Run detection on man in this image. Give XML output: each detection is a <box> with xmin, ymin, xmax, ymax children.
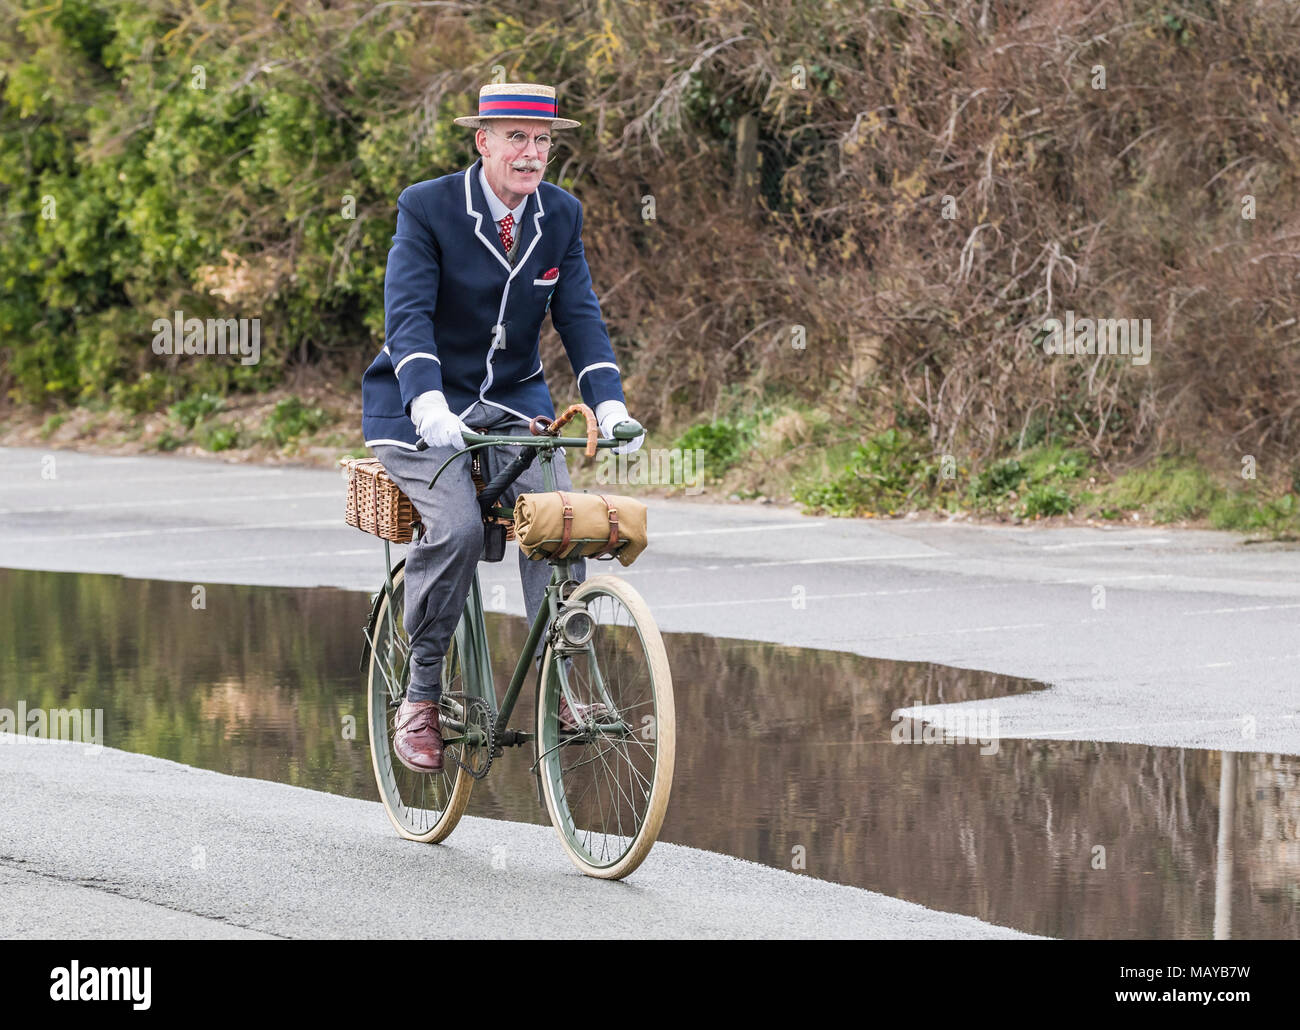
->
<box><xmin>362</xmin><ymin>82</ymin><xmax>644</xmax><ymax>774</ymax></box>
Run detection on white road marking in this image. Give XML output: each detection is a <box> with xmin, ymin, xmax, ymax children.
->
<box><xmin>3</xmin><ymin>519</ymin><xmax>341</xmax><ymax>543</ymax></box>
<box><xmin>164</xmin><ymin>548</ymin><xmax>377</xmax><ymax>567</ymax></box>
<box><xmin>746</xmin><ymin>552</ymin><xmax>943</xmax><ymax>567</ymax></box>
<box><xmin>858</xmin><ymin>621</ymin><xmax>1049</xmax><ymax>641</ymax></box>
<box><xmin>1200</xmin><ymin>652</ymin><xmax>1300</xmax><ymax>669</ymax></box>
<box><xmin>1039</xmin><ymin>537</ymin><xmax>1171</xmax><ymax>550</ymax></box>
<box><xmin>653</xmin><ymin>521</ymin><xmax>825</xmax><ymax>537</ymax></box>
<box><xmin>0</xmin><ymin>490</ymin><xmax>339</xmax><ymax>515</ymax></box>
<box><xmin>0</xmin><ymin>468</ymin><xmax>296</xmax><ymax>490</ymax></box>
<box><xmin>1183</xmin><ymin>602</ymin><xmax>1300</xmax><ymax>615</ymax></box>
<box><xmin>615</xmin><ymin>552</ymin><xmax>947</xmax><ymax>574</ymax></box>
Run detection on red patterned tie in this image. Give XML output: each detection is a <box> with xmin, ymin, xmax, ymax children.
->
<box><xmin>498</xmin><ymin>213</ymin><xmax>515</xmax><ymax>254</ymax></box>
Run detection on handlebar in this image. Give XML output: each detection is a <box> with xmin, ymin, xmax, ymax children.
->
<box><xmin>416</xmin><ymin>406</ymin><xmax>643</xmax><ymax>491</ymax></box>
<box><xmin>415</xmin><ymin>422</ymin><xmax>641</xmax><ymax>452</ymax></box>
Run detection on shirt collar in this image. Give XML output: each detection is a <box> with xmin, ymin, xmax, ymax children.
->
<box><xmin>478</xmin><ymin>163</ymin><xmax>528</xmax><ymax>224</ymax></box>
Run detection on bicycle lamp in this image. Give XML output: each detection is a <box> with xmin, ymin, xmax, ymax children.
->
<box><xmin>555</xmin><ymin>604</ymin><xmax>595</xmax><ymax>648</ymax></box>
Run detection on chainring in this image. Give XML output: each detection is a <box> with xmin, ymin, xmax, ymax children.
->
<box><xmin>443</xmin><ymin>693</ymin><xmax>494</xmax><ymax>781</ymax></box>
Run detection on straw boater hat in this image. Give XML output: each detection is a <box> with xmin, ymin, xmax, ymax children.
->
<box><xmin>453</xmin><ymin>82</ymin><xmax>581</xmax><ymax>130</ymax></box>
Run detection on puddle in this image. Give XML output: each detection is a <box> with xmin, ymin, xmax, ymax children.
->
<box><xmin>1</xmin><ymin>568</ymin><xmax>1296</xmax><ymax>939</ymax></box>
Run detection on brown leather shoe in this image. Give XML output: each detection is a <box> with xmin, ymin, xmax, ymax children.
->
<box><xmin>393</xmin><ymin>697</ymin><xmax>443</xmax><ymax>772</ymax></box>
<box><xmin>557</xmin><ymin>693</ymin><xmax>610</xmax><ymax>732</ymax></box>
<box><xmin>538</xmin><ymin>654</ymin><xmax>611</xmax><ymax>731</ymax></box>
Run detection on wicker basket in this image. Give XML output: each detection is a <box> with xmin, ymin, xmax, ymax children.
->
<box><xmin>338</xmin><ymin>457</ymin><xmax>420</xmax><ymax>543</ymax></box>
<box><xmin>339</xmin><ymin>453</ymin><xmax>517</xmax><ymax>544</ymax></box>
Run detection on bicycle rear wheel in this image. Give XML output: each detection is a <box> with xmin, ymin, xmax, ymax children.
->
<box><xmin>536</xmin><ymin>574</ymin><xmax>675</xmax><ymax>879</ymax></box>
<box><xmin>367</xmin><ymin>564</ymin><xmax>474</xmax><ymax>843</ymax></box>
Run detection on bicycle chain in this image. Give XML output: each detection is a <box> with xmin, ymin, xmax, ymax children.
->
<box><xmin>443</xmin><ymin>694</ymin><xmax>495</xmax><ymax>781</ymax></box>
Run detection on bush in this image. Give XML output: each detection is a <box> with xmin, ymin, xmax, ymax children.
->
<box><xmin>972</xmin><ymin>459</ymin><xmax>1025</xmax><ymax>503</ymax></box>
<box><xmin>794</xmin><ymin>428</ymin><xmax>939</xmax><ymax>515</ymax></box>
<box><xmin>168</xmin><ymin>393</ymin><xmax>225</xmax><ymax>430</ymax></box>
<box><xmin>1019</xmin><ymin>484</ymin><xmax>1074</xmax><ymax>518</ymax></box>
<box><xmin>673</xmin><ymin>416</ymin><xmax>759</xmax><ymax>480</ymax></box>
<box><xmin>265</xmin><ymin>396</ymin><xmax>328</xmax><ymax>446</ymax></box>
<box><xmin>196</xmin><ymin>423</ymin><xmax>240</xmax><ymax>452</ymax></box>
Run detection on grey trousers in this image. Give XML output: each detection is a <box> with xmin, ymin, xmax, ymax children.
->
<box><xmin>371</xmin><ymin>401</ymin><xmax>585</xmax><ymax>702</ymax></box>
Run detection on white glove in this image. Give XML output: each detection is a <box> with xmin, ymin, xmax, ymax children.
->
<box><xmin>409</xmin><ymin>390</ymin><xmax>471</xmax><ymax>449</ymax></box>
<box><xmin>595</xmin><ymin>399</ymin><xmax>645</xmax><ymax>455</ymax></box>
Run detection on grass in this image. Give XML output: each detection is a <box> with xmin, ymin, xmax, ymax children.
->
<box><xmin>148</xmin><ymin>390</ymin><xmax>329</xmax><ymax>455</ymax></box>
<box><xmin>1100</xmin><ymin>459</ymin><xmax>1221</xmax><ymax>522</ymax></box>
<box><xmin>697</xmin><ymin>397</ymin><xmax>1300</xmax><ymax>537</ymax></box>
<box><xmin>1084</xmin><ymin>459</ymin><xmax>1299</xmax><ymax>535</ymax></box>
<box><xmin>39</xmin><ymin>413</ymin><xmax>66</xmax><ymax>439</ymax></box>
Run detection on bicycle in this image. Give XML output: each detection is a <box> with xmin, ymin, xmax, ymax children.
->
<box><xmin>361</xmin><ymin>404</ymin><xmax>675</xmax><ymax>879</ymax></box>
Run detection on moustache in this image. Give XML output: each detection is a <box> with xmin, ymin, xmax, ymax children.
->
<box><xmin>509</xmin><ymin>158</ymin><xmax>546</xmax><ymax>172</ymax></box>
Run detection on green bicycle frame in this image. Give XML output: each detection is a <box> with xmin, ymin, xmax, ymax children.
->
<box><xmin>375</xmin><ymin>424</ymin><xmax>638</xmax><ymax>748</ymax></box>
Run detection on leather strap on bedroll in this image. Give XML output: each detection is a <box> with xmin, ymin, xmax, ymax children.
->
<box><xmin>512</xmin><ymin>491</ymin><xmax>648</xmax><ymax>567</ymax></box>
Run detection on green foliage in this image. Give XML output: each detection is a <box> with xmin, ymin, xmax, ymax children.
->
<box><xmin>39</xmin><ymin>413</ymin><xmax>66</xmax><ymax>439</ymax></box>
<box><xmin>264</xmin><ymin>396</ymin><xmax>328</xmax><ymax>446</ymax></box>
<box><xmin>972</xmin><ymin>459</ymin><xmax>1025</xmax><ymax>502</ymax></box>
<box><xmin>795</xmin><ymin>436</ymin><xmax>1092</xmax><ymax>518</ymax></box>
<box><xmin>168</xmin><ymin>392</ymin><xmax>224</xmax><ymax>430</ymax></box>
<box><xmin>110</xmin><ymin>372</ymin><xmax>169</xmax><ymax>415</ymax></box>
<box><xmin>794</xmin><ymin>428</ymin><xmax>944</xmax><ymax>515</ymax></box>
<box><xmin>1103</xmin><ymin>460</ymin><xmax>1221</xmax><ymax>522</ymax></box>
<box><xmin>673</xmin><ymin>415</ymin><xmax>760</xmax><ymax>479</ymax></box>
<box><xmin>1019</xmin><ymin>484</ymin><xmax>1074</xmax><ymax>518</ymax></box>
<box><xmin>0</xmin><ymin>0</ymin><xmax>470</xmax><ymax>409</ymax></box>
<box><xmin>1209</xmin><ymin>492</ymin><xmax>1299</xmax><ymax>536</ymax></box>
<box><xmin>1093</xmin><ymin>458</ymin><xmax>1300</xmax><ymax>536</ymax></box>
<box><xmin>196</xmin><ymin>423</ymin><xmax>240</xmax><ymax>452</ymax></box>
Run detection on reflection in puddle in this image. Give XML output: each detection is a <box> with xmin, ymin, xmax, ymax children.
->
<box><xmin>1</xmin><ymin>568</ymin><xmax>1296</xmax><ymax>939</ymax></box>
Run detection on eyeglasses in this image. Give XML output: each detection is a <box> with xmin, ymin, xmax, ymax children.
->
<box><xmin>484</xmin><ymin>126</ymin><xmax>553</xmax><ymax>153</ymax></box>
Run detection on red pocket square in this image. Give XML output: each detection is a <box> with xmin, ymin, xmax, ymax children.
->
<box><xmin>541</xmin><ymin>267</ymin><xmax>559</xmax><ymax>281</ymax></box>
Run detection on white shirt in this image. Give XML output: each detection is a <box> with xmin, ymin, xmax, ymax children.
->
<box><xmin>478</xmin><ymin>164</ymin><xmax>528</xmax><ymax>229</ymax></box>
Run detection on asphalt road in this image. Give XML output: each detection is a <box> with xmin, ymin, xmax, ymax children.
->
<box><xmin>2</xmin><ymin>444</ymin><xmax>1298</xmax><ymax>938</ymax></box>
<box><xmin>0</xmin><ymin>736</ymin><xmax>1032</xmax><ymax>939</ymax></box>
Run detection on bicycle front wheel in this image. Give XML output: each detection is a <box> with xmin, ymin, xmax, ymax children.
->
<box><xmin>367</xmin><ymin>564</ymin><xmax>474</xmax><ymax>843</ymax></box>
<box><xmin>536</xmin><ymin>574</ymin><xmax>675</xmax><ymax>879</ymax></box>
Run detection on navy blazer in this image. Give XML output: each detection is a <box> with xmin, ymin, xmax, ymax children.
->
<box><xmin>362</xmin><ymin>158</ymin><xmax>626</xmax><ymax>449</ymax></box>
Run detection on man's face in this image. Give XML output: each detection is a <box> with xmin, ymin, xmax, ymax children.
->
<box><xmin>477</xmin><ymin>118</ymin><xmax>550</xmax><ymax>208</ymax></box>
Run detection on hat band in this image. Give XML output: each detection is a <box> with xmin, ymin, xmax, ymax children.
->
<box><xmin>479</xmin><ymin>95</ymin><xmax>557</xmax><ymax>118</ymax></box>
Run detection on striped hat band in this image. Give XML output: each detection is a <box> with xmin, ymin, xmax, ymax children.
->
<box><xmin>454</xmin><ymin>82</ymin><xmax>581</xmax><ymax>129</ymax></box>
<box><xmin>479</xmin><ymin>93</ymin><xmax>557</xmax><ymax>118</ymax></box>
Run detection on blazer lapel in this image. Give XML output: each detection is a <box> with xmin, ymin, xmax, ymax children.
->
<box><xmin>508</xmin><ymin>188</ymin><xmax>544</xmax><ymax>281</ymax></box>
<box><xmin>463</xmin><ymin>159</ymin><xmax>512</xmax><ymax>273</ymax></box>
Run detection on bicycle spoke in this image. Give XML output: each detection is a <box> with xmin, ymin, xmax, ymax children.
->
<box><xmin>369</xmin><ymin>569</ymin><xmax>472</xmax><ymax>842</ymax></box>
